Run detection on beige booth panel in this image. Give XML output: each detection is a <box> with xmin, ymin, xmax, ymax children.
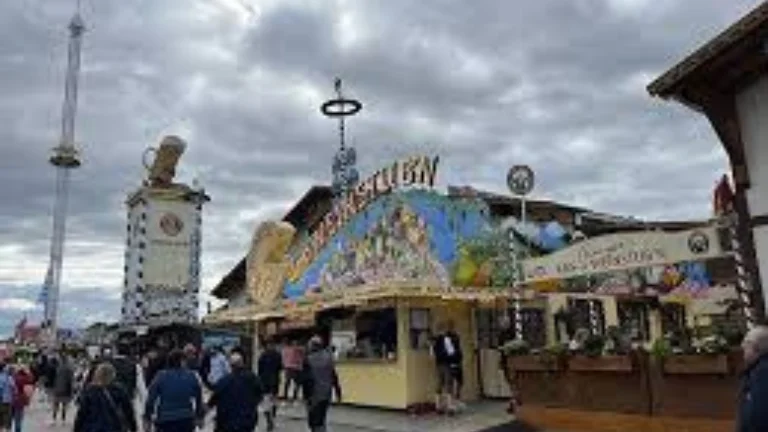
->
<box><xmin>336</xmin><ymin>360</ymin><xmax>408</xmax><ymax>409</ymax></box>
<box><xmin>478</xmin><ymin>348</ymin><xmax>511</xmax><ymax>398</ymax></box>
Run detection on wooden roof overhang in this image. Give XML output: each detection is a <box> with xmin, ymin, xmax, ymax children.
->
<box><xmin>648</xmin><ymin>1</ymin><xmax>768</xmax><ymax>187</ymax></box>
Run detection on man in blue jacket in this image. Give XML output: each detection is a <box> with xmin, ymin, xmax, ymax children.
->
<box><xmin>143</xmin><ymin>350</ymin><xmax>204</xmax><ymax>432</ymax></box>
<box><xmin>738</xmin><ymin>325</ymin><xmax>768</xmax><ymax>432</ymax></box>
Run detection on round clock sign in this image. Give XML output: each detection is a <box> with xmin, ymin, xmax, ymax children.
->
<box><xmin>159</xmin><ymin>213</ymin><xmax>184</xmax><ymax>237</ymax></box>
<box><xmin>507</xmin><ymin>165</ymin><xmax>535</xmax><ymax>196</ymax></box>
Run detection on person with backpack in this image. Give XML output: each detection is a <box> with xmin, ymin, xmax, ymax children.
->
<box><xmin>75</xmin><ymin>362</ymin><xmax>137</xmax><ymax>432</ymax></box>
<box><xmin>0</xmin><ymin>362</ymin><xmax>17</xmax><ymax>432</ymax></box>
<box><xmin>84</xmin><ymin>344</ymin><xmax>146</xmax><ymax>405</ymax></box>
<box><xmin>301</xmin><ymin>336</ymin><xmax>342</xmax><ymax>432</ymax></box>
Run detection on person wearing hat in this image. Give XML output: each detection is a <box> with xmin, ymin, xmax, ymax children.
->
<box><xmin>300</xmin><ymin>335</ymin><xmax>342</xmax><ymax>432</ymax></box>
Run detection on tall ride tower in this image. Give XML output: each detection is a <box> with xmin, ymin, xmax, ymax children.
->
<box><xmin>41</xmin><ymin>8</ymin><xmax>85</xmax><ymax>345</ymax></box>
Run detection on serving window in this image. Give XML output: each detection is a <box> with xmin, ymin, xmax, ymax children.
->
<box><xmin>330</xmin><ymin>306</ymin><xmax>398</xmax><ymax>361</ymax></box>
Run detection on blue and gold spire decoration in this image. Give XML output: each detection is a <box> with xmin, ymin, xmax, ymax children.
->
<box><xmin>321</xmin><ymin>78</ymin><xmax>363</xmax><ymax>200</ymax></box>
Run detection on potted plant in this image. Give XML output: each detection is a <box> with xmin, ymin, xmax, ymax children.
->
<box><xmin>568</xmin><ymin>333</ymin><xmax>634</xmax><ymax>372</ymax></box>
<box><xmin>504</xmin><ymin>340</ymin><xmax>562</xmax><ymax>372</ymax></box>
<box><xmin>661</xmin><ymin>334</ymin><xmax>730</xmax><ymax>375</ymax></box>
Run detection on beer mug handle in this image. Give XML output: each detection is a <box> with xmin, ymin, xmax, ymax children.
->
<box><xmin>142</xmin><ymin>147</ymin><xmax>157</xmax><ymax>172</ymax></box>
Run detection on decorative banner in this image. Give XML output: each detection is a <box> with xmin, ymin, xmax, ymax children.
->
<box><xmin>287</xmin><ymin>154</ymin><xmax>439</xmax><ymax>282</ymax></box>
<box><xmin>522</xmin><ymin>227</ymin><xmax>724</xmax><ymax>282</ymax></box>
<box><xmin>144</xmin><ymin>199</ymin><xmax>194</xmax><ymax>290</ymax></box>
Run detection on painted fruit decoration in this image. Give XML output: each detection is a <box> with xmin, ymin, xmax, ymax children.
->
<box><xmin>454</xmin><ymin>246</ymin><xmax>479</xmax><ymax>286</ymax></box>
<box><xmin>473</xmin><ymin>261</ymin><xmax>493</xmax><ymax>286</ymax></box>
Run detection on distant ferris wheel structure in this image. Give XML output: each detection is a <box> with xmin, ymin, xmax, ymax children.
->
<box><xmin>321</xmin><ymin>78</ymin><xmax>363</xmax><ymax>200</ymax></box>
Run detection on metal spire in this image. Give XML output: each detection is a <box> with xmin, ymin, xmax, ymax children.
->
<box><xmin>42</xmin><ymin>2</ymin><xmax>85</xmax><ymax>347</ymax></box>
<box><xmin>320</xmin><ymin>78</ymin><xmax>362</xmax><ymax>200</ymax></box>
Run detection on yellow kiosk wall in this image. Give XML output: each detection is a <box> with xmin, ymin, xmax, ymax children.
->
<box><xmin>333</xmin><ymin>297</ymin><xmax>481</xmax><ymax>409</ymax></box>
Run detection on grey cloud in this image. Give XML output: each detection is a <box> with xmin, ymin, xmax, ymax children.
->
<box><xmin>0</xmin><ymin>0</ymin><xmax>756</xmax><ymax>325</ymax></box>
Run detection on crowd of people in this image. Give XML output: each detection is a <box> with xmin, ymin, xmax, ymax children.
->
<box><xmin>0</xmin><ymin>332</ymin><xmax>342</xmax><ymax>432</ymax></box>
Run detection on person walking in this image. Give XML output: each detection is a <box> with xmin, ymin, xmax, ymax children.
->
<box><xmin>85</xmin><ymin>343</ymin><xmax>147</xmax><ymax>407</ymax></box>
<box><xmin>183</xmin><ymin>344</ymin><xmax>201</xmax><ymax>373</ymax></box>
<box><xmin>207</xmin><ymin>346</ymin><xmax>231</xmax><ymax>388</ymax></box>
<box><xmin>207</xmin><ymin>352</ymin><xmax>264</xmax><ymax>432</ymax></box>
<box><xmin>301</xmin><ymin>336</ymin><xmax>342</xmax><ymax>432</ymax></box>
<box><xmin>0</xmin><ymin>362</ymin><xmax>16</xmax><ymax>432</ymax></box>
<box><xmin>42</xmin><ymin>355</ymin><xmax>58</xmax><ymax>408</ymax></box>
<box><xmin>432</xmin><ymin>321</ymin><xmax>464</xmax><ymax>414</ymax></box>
<box><xmin>51</xmin><ymin>354</ymin><xmax>75</xmax><ymax>426</ymax></box>
<box><xmin>497</xmin><ymin>315</ymin><xmax>520</xmax><ymax>414</ymax></box>
<box><xmin>143</xmin><ymin>349</ymin><xmax>204</xmax><ymax>432</ymax></box>
<box><xmin>74</xmin><ymin>362</ymin><xmax>137</xmax><ymax>432</ymax></box>
<box><xmin>11</xmin><ymin>364</ymin><xmax>33</xmax><ymax>432</ymax></box>
<box><xmin>258</xmin><ymin>338</ymin><xmax>283</xmax><ymax>431</ymax></box>
<box><xmin>282</xmin><ymin>339</ymin><xmax>304</xmax><ymax>404</ymax></box>
<box><xmin>737</xmin><ymin>325</ymin><xmax>768</xmax><ymax>431</ymax></box>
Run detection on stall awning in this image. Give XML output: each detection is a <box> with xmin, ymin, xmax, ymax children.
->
<box><xmin>203</xmin><ymin>307</ymin><xmax>284</xmax><ymax>324</ymax></box>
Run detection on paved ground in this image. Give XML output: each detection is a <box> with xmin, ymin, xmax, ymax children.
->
<box><xmin>21</xmin><ymin>395</ymin><xmax>526</xmax><ymax>432</ymax></box>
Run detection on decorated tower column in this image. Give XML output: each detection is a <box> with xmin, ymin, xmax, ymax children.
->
<box><xmin>322</xmin><ymin>78</ymin><xmax>363</xmax><ymax>200</ymax></box>
<box><xmin>121</xmin><ymin>136</ymin><xmax>210</xmax><ymax>329</ymax></box>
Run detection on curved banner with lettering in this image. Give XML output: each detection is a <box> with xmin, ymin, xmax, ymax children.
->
<box><xmin>522</xmin><ymin>227</ymin><xmax>724</xmax><ymax>282</ymax></box>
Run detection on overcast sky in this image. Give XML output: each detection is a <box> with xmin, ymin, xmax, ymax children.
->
<box><xmin>0</xmin><ymin>0</ymin><xmax>759</xmax><ymax>338</ymax></box>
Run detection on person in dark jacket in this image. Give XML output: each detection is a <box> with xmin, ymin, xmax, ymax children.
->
<box><xmin>301</xmin><ymin>335</ymin><xmax>342</xmax><ymax>432</ymax></box>
<box><xmin>143</xmin><ymin>350</ymin><xmax>204</xmax><ymax>432</ymax></box>
<box><xmin>51</xmin><ymin>355</ymin><xmax>75</xmax><ymax>425</ymax></box>
<box><xmin>497</xmin><ymin>315</ymin><xmax>520</xmax><ymax>414</ymax></box>
<box><xmin>85</xmin><ymin>344</ymin><xmax>146</xmax><ymax>405</ymax></box>
<box><xmin>74</xmin><ymin>362</ymin><xmax>137</xmax><ymax>432</ymax></box>
<box><xmin>257</xmin><ymin>338</ymin><xmax>283</xmax><ymax>432</ymax></box>
<box><xmin>737</xmin><ymin>325</ymin><xmax>768</xmax><ymax>432</ymax></box>
<box><xmin>207</xmin><ymin>352</ymin><xmax>264</xmax><ymax>432</ymax></box>
<box><xmin>432</xmin><ymin>321</ymin><xmax>463</xmax><ymax>414</ymax></box>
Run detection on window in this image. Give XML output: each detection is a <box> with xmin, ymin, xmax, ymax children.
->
<box><xmin>331</xmin><ymin>307</ymin><xmax>398</xmax><ymax>360</ymax></box>
<box><xmin>475</xmin><ymin>308</ymin><xmax>499</xmax><ymax>349</ymax></box>
<box><xmin>514</xmin><ymin>308</ymin><xmax>547</xmax><ymax>348</ymax></box>
<box><xmin>409</xmin><ymin>308</ymin><xmax>431</xmax><ymax>349</ymax></box>
<box><xmin>617</xmin><ymin>300</ymin><xmax>651</xmax><ymax>342</ymax></box>
<box><xmin>475</xmin><ymin>307</ymin><xmax>546</xmax><ymax>349</ymax></box>
<box><xmin>568</xmin><ymin>298</ymin><xmax>606</xmax><ymax>335</ymax></box>
<box><xmin>660</xmin><ymin>303</ymin><xmax>686</xmax><ymax>336</ymax></box>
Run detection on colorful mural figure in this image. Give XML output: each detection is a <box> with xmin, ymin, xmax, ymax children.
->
<box><xmin>590</xmin><ymin>261</ymin><xmax>714</xmax><ymax>297</ymax></box>
<box><xmin>283</xmin><ymin>189</ymin><xmax>523</xmax><ymax>298</ymax></box>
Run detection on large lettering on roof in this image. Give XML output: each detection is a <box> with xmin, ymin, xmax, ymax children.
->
<box><xmin>286</xmin><ymin>155</ymin><xmax>440</xmax><ymax>282</ymax></box>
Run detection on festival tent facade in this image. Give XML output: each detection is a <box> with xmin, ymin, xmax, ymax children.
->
<box><xmin>207</xmin><ymin>154</ymin><xmax>741</xmax><ymax>408</ymax></box>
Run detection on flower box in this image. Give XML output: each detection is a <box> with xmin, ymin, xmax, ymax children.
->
<box><xmin>662</xmin><ymin>354</ymin><xmax>729</xmax><ymax>375</ymax></box>
<box><xmin>567</xmin><ymin>355</ymin><xmax>633</xmax><ymax>372</ymax></box>
<box><xmin>507</xmin><ymin>354</ymin><xmax>561</xmax><ymax>372</ymax></box>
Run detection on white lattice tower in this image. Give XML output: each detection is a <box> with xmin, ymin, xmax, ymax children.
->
<box><xmin>41</xmin><ymin>7</ymin><xmax>85</xmax><ymax>347</ymax></box>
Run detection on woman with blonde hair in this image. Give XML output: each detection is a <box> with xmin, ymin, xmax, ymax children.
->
<box><xmin>74</xmin><ymin>362</ymin><xmax>136</xmax><ymax>432</ymax></box>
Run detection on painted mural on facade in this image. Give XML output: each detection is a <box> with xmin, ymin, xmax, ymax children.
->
<box><xmin>285</xmin><ymin>189</ymin><xmax>508</xmax><ymax>298</ymax></box>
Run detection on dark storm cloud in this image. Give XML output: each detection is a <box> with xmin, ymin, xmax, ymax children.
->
<box><xmin>0</xmin><ymin>0</ymin><xmax>758</xmax><ymax>328</ymax></box>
